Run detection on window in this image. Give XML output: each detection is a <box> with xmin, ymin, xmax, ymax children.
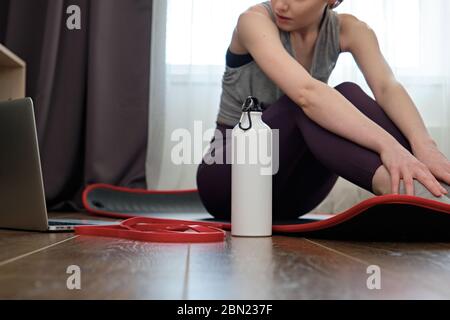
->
<box><xmin>166</xmin><ymin>0</ymin><xmax>261</xmax><ymax>66</ymax></box>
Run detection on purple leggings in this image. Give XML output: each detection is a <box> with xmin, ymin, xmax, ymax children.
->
<box><xmin>196</xmin><ymin>82</ymin><xmax>412</xmax><ymax>220</ymax></box>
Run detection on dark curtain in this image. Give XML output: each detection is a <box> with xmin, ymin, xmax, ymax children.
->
<box><xmin>0</xmin><ymin>0</ymin><xmax>152</xmax><ymax>211</ymax></box>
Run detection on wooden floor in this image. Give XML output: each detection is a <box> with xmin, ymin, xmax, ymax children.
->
<box><xmin>1</xmin><ymin>212</ymin><xmax>450</xmax><ymax>299</ymax></box>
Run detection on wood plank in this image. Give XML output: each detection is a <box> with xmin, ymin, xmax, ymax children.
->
<box><xmin>0</xmin><ymin>235</ymin><xmax>189</xmax><ymax>299</ymax></box>
<box><xmin>311</xmin><ymin>239</ymin><xmax>450</xmax><ymax>298</ymax></box>
<box><xmin>2</xmin><ymin>210</ymin><xmax>448</xmax><ymax>299</ymax></box>
<box><xmin>185</xmin><ymin>235</ymin><xmax>440</xmax><ymax>299</ymax></box>
<box><xmin>0</xmin><ymin>230</ymin><xmax>75</xmax><ymax>263</ymax></box>
<box><xmin>0</xmin><ymin>212</ymin><xmax>119</xmax><ymax>263</ymax></box>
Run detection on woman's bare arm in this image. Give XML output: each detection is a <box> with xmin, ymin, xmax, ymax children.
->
<box><xmin>339</xmin><ymin>14</ymin><xmax>436</xmax><ymax>150</ymax></box>
<box><xmin>237</xmin><ymin>8</ymin><xmax>399</xmax><ymax>155</ymax></box>
<box><xmin>339</xmin><ymin>13</ymin><xmax>450</xmax><ymax>189</ymax></box>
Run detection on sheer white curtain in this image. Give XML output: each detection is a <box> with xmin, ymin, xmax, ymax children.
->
<box><xmin>147</xmin><ymin>0</ymin><xmax>450</xmax><ymax>192</ymax></box>
<box><xmin>147</xmin><ymin>0</ymin><xmax>260</xmax><ymax>189</ymax></box>
<box><xmin>330</xmin><ymin>0</ymin><xmax>450</xmax><ymax>158</ymax></box>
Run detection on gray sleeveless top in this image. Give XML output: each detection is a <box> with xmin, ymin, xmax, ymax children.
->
<box><xmin>216</xmin><ymin>1</ymin><xmax>341</xmax><ymax>127</ymax></box>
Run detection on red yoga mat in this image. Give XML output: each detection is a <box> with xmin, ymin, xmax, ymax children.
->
<box><xmin>81</xmin><ymin>184</ymin><xmax>450</xmax><ymax>241</ymax></box>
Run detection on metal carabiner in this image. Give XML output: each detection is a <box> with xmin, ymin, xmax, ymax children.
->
<box><xmin>239</xmin><ymin>110</ymin><xmax>253</xmax><ymax>131</ymax></box>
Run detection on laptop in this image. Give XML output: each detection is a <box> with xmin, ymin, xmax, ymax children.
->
<box><xmin>0</xmin><ymin>98</ymin><xmax>113</xmax><ymax>232</ymax></box>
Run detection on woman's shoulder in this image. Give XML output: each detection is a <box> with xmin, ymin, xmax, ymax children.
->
<box><xmin>228</xmin><ymin>3</ymin><xmax>274</xmax><ymax>56</ymax></box>
<box><xmin>337</xmin><ymin>12</ymin><xmax>361</xmax><ymax>30</ymax></box>
<box><xmin>336</xmin><ymin>13</ymin><xmax>370</xmax><ymax>53</ymax></box>
<box><xmin>246</xmin><ymin>2</ymin><xmax>272</xmax><ymax>16</ymax></box>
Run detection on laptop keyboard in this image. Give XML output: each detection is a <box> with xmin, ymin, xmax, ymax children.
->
<box><xmin>48</xmin><ymin>220</ymin><xmax>81</xmax><ymax>226</ymax></box>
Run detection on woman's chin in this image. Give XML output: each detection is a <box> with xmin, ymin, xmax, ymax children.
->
<box><xmin>276</xmin><ymin>24</ymin><xmax>293</xmax><ymax>32</ymax></box>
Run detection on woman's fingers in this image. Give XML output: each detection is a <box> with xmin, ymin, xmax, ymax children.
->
<box><xmin>421</xmin><ymin>162</ymin><xmax>448</xmax><ymax>195</ymax></box>
<box><xmin>416</xmin><ymin>169</ymin><xmax>444</xmax><ymax>197</ymax></box>
<box><xmin>421</xmin><ymin>165</ymin><xmax>441</xmax><ymax>194</ymax></box>
<box><xmin>383</xmin><ymin>147</ymin><xmax>449</xmax><ymax>197</ymax></box>
<box><xmin>438</xmin><ymin>181</ymin><xmax>447</xmax><ymax>195</ymax></box>
<box><xmin>440</xmin><ymin>170</ymin><xmax>450</xmax><ymax>185</ymax></box>
<box><xmin>426</xmin><ymin>159</ymin><xmax>450</xmax><ymax>187</ymax></box>
<box><xmin>445</xmin><ymin>172</ymin><xmax>450</xmax><ymax>186</ymax></box>
<box><xmin>402</xmin><ymin>171</ymin><xmax>415</xmax><ymax>196</ymax></box>
<box><xmin>428</xmin><ymin>166</ymin><xmax>449</xmax><ymax>189</ymax></box>
<box><xmin>390</xmin><ymin>167</ymin><xmax>400</xmax><ymax>194</ymax></box>
<box><xmin>439</xmin><ymin>180</ymin><xmax>448</xmax><ymax>194</ymax></box>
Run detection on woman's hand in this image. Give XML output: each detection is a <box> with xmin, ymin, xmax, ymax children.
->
<box><xmin>412</xmin><ymin>141</ymin><xmax>450</xmax><ymax>186</ymax></box>
<box><xmin>380</xmin><ymin>143</ymin><xmax>447</xmax><ymax>196</ymax></box>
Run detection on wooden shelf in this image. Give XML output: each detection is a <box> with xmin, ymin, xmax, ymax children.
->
<box><xmin>0</xmin><ymin>43</ymin><xmax>26</xmax><ymax>102</ymax></box>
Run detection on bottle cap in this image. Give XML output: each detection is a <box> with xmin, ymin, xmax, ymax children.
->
<box><xmin>242</xmin><ymin>96</ymin><xmax>263</xmax><ymax>113</ymax></box>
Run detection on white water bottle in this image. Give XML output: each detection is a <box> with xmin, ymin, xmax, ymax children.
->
<box><xmin>231</xmin><ymin>96</ymin><xmax>273</xmax><ymax>237</ymax></box>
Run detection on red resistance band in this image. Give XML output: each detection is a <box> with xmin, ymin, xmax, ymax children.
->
<box><xmin>75</xmin><ymin>217</ymin><xmax>226</xmax><ymax>243</ymax></box>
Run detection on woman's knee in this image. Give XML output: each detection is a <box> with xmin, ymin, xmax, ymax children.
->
<box><xmin>263</xmin><ymin>95</ymin><xmax>302</xmax><ymax>119</ymax></box>
<box><xmin>334</xmin><ymin>82</ymin><xmax>381</xmax><ymax>116</ymax></box>
<box><xmin>334</xmin><ymin>81</ymin><xmax>363</xmax><ymax>95</ymax></box>
<box><xmin>261</xmin><ymin>94</ymin><xmax>308</xmax><ymax>139</ymax></box>
<box><xmin>334</xmin><ymin>82</ymin><xmax>371</xmax><ymax>106</ymax></box>
<box><xmin>335</xmin><ymin>81</ymin><xmax>412</xmax><ymax>151</ymax></box>
<box><xmin>274</xmin><ymin>83</ymin><xmax>363</xmax><ymax>110</ymax></box>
